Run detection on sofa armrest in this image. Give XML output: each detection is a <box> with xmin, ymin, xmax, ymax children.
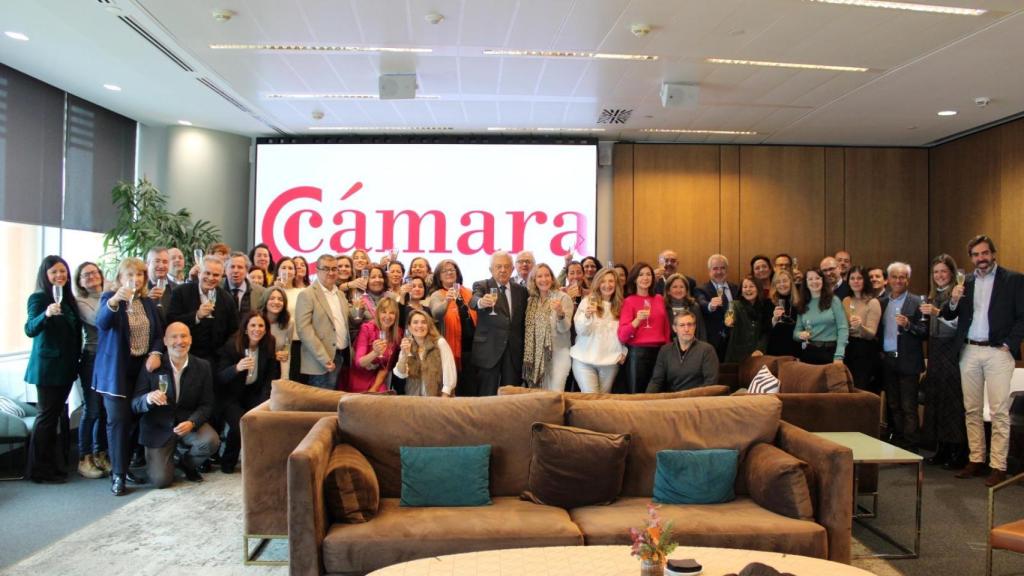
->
<box><xmin>776</xmin><ymin>421</ymin><xmax>853</xmax><ymax>564</ymax></box>
<box><xmin>240</xmin><ymin>402</ymin><xmax>336</xmax><ymax>536</ymax></box>
<box><xmin>288</xmin><ymin>416</ymin><xmax>341</xmax><ymax>576</ymax></box>
<box><xmin>778</xmin><ymin>389</ymin><xmax>880</xmax><ymax>436</ymax></box>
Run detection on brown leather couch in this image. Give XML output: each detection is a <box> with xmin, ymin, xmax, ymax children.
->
<box><xmin>287</xmin><ymin>393</ymin><xmax>853</xmax><ymax>575</ymax></box>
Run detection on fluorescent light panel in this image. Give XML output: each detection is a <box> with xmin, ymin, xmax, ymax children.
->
<box><xmin>210</xmin><ymin>43</ymin><xmax>431</xmax><ymax>53</ymax></box>
<box><xmin>483</xmin><ymin>49</ymin><xmax>657</xmax><ymax>61</ymax></box>
<box><xmin>264</xmin><ymin>93</ymin><xmax>440</xmax><ymax>101</ymax></box>
<box><xmin>805</xmin><ymin>0</ymin><xmax>986</xmax><ymax>16</ymax></box>
<box><xmin>177</xmin><ymin>120</ymin><xmax>193</xmax><ymax>126</ymax></box>
<box><xmin>937</xmin><ymin>110</ymin><xmax>958</xmax><ymax>116</ymax></box>
<box><xmin>706</xmin><ymin>58</ymin><xmax>869</xmax><ymax>72</ymax></box>
<box><xmin>4</xmin><ymin>31</ymin><xmax>29</xmax><ymax>41</ymax></box>
<box><xmin>103</xmin><ymin>84</ymin><xmax>122</xmax><ymax>92</ymax></box>
<box><xmin>307</xmin><ymin>126</ymin><xmax>454</xmax><ymax>131</ymax></box>
<box><xmin>641</xmin><ymin>128</ymin><xmax>758</xmax><ymax>136</ymax></box>
<box><xmin>487</xmin><ymin>127</ymin><xmax>606</xmax><ymax>132</ymax></box>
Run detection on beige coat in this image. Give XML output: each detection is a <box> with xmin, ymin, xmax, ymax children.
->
<box><xmin>294</xmin><ymin>283</ymin><xmax>352</xmax><ymax>375</ymax></box>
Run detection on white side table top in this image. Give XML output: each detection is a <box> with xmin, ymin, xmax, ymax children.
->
<box><xmin>813</xmin><ymin>432</ymin><xmax>923</xmax><ymax>464</ymax></box>
<box><xmin>368</xmin><ymin>545</ymin><xmax>876</xmax><ymax>576</ymax></box>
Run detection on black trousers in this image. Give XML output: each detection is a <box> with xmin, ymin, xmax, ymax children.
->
<box><xmin>625</xmin><ymin>345</ymin><xmax>660</xmax><ymax>394</ymax></box>
<box><xmin>103</xmin><ymin>355</ymin><xmax>145</xmax><ymax>476</ymax></box>
<box><xmin>475</xmin><ymin>350</ymin><xmax>520</xmax><ymax>397</ymax></box>
<box><xmin>882</xmin><ymin>354</ymin><xmax>920</xmax><ymax>445</ymax></box>
<box><xmin>27</xmin><ymin>381</ymin><xmax>73</xmax><ymax>480</ymax></box>
<box><xmin>221</xmin><ymin>384</ymin><xmax>268</xmax><ymax>468</ymax></box>
<box><xmin>799</xmin><ymin>343</ymin><xmax>836</xmax><ymax>365</ymax></box>
<box><xmin>845</xmin><ymin>338</ymin><xmax>879</xmax><ymax>392</ymax></box>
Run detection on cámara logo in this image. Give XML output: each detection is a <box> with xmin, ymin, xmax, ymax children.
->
<box><xmin>260</xmin><ymin>182</ymin><xmax>589</xmax><ymax>261</ymax></box>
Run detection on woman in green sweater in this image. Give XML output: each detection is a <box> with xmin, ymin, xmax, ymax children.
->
<box><xmin>793</xmin><ymin>268</ymin><xmax>849</xmax><ymax>365</ymax></box>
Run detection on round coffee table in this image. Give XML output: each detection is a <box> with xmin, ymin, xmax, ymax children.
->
<box><xmin>367</xmin><ymin>545</ymin><xmax>876</xmax><ymax>575</ymax></box>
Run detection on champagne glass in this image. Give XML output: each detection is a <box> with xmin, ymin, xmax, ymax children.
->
<box><xmin>453</xmin><ymin>282</ymin><xmax>462</xmax><ymax>301</ymax></box>
<box><xmin>244</xmin><ymin>348</ymin><xmax>253</xmax><ymax>376</ymax></box>
<box><xmin>51</xmin><ymin>284</ymin><xmax>63</xmax><ymax>314</ymax></box>
<box><xmin>801</xmin><ymin>320</ymin><xmax>812</xmax><ymax>350</ymax></box>
<box><xmin>155</xmin><ymin>278</ymin><xmax>167</xmax><ymax>308</ymax></box>
<box><xmin>489</xmin><ymin>287</ymin><xmax>499</xmax><ymax>316</ymax></box>
<box><xmin>193</xmin><ymin>248</ymin><xmax>204</xmax><ymax>267</ymax></box>
<box><xmin>126</xmin><ymin>277</ymin><xmax>137</xmax><ymax>307</ymax></box>
<box><xmin>642</xmin><ymin>299</ymin><xmax>652</xmax><ymax>329</ymax></box>
<box><xmin>207</xmin><ymin>288</ymin><xmax>217</xmax><ymax>318</ymax></box>
<box><xmin>920</xmin><ymin>296</ymin><xmax>931</xmax><ymax>325</ymax></box>
<box><xmin>724</xmin><ymin>300</ymin><xmax>736</xmax><ymax>326</ymax></box>
<box><xmin>956</xmin><ymin>269</ymin><xmax>966</xmax><ymax>286</ymax></box>
<box><xmin>360</xmin><ymin>268</ymin><xmax>370</xmax><ymax>295</ymax></box>
<box><xmin>157</xmin><ymin>373</ymin><xmax>170</xmax><ymax>395</ymax></box>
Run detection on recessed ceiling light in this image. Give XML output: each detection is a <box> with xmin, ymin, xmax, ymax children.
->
<box><xmin>307</xmin><ymin>126</ymin><xmax>454</xmax><ymax>131</ymax></box>
<box><xmin>103</xmin><ymin>84</ymin><xmax>122</xmax><ymax>92</ymax></box>
<box><xmin>937</xmin><ymin>110</ymin><xmax>958</xmax><ymax>116</ymax></box>
<box><xmin>706</xmin><ymin>58</ymin><xmax>869</xmax><ymax>72</ymax></box>
<box><xmin>641</xmin><ymin>128</ymin><xmax>759</xmax><ymax>136</ymax></box>
<box><xmin>210</xmin><ymin>43</ymin><xmax>431</xmax><ymax>54</ymax></box>
<box><xmin>177</xmin><ymin>120</ymin><xmax>193</xmax><ymax>126</ymax></box>
<box><xmin>263</xmin><ymin>93</ymin><xmax>440</xmax><ymax>101</ymax></box>
<box><xmin>805</xmin><ymin>0</ymin><xmax>986</xmax><ymax>16</ymax></box>
<box><xmin>486</xmin><ymin>127</ymin><xmax>606</xmax><ymax>133</ymax></box>
<box><xmin>4</xmin><ymin>31</ymin><xmax>29</xmax><ymax>41</ymax></box>
<box><xmin>483</xmin><ymin>49</ymin><xmax>657</xmax><ymax>61</ymax></box>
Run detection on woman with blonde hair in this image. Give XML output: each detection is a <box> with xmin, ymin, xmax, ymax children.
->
<box><xmin>351</xmin><ymin>297</ymin><xmax>403</xmax><ymax>393</ymax></box>
<box><xmin>393</xmin><ymin>309</ymin><xmax>457</xmax><ymax>397</ymax></box>
<box><xmin>94</xmin><ymin>257</ymin><xmax>163</xmax><ymax>495</ymax></box>
<box><xmin>522</xmin><ymin>263</ymin><xmax>573</xmax><ymax>391</ymax></box>
<box><xmin>767</xmin><ymin>269</ymin><xmax>802</xmax><ymax>357</ymax></box>
<box><xmin>571</xmin><ymin>267</ymin><xmax>626</xmax><ymax>393</ymax></box>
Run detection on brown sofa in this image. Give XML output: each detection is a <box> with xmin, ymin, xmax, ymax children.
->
<box><xmin>287</xmin><ymin>393</ymin><xmax>853</xmax><ymax>575</ymax></box>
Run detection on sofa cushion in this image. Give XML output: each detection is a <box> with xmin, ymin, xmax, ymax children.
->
<box><xmin>400</xmin><ymin>445</ymin><xmax>491</xmax><ymax>507</ymax></box>
<box><xmin>322</xmin><ymin>497</ymin><xmax>583</xmax><ymax>574</ymax></box>
<box><xmin>324</xmin><ymin>444</ymin><xmax>379</xmax><ymax>523</ymax></box>
<box><xmin>522</xmin><ymin>423</ymin><xmax>630</xmax><ymax>509</ymax></box>
<box><xmin>654</xmin><ymin>449</ymin><xmax>738</xmax><ymax>505</ymax></box>
<box><xmin>570</xmin><ymin>496</ymin><xmax>827</xmax><ymax>560</ymax></box>
<box><xmin>739</xmin><ymin>355</ymin><xmax>797</xmax><ymax>386</ymax></box>
<box><xmin>566</xmin><ymin>395</ymin><xmax>781</xmax><ymax>497</ymax></box>
<box><xmin>742</xmin><ymin>443</ymin><xmax>814</xmax><ymax>521</ymax></box>
<box><xmin>499</xmin><ymin>385</ymin><xmax>729</xmax><ymax>401</ymax></box>
<box><xmin>778</xmin><ymin>362</ymin><xmax>853</xmax><ymax>394</ymax></box>
<box><xmin>269</xmin><ymin>379</ymin><xmax>344</xmax><ymax>411</ymax></box>
<box><xmin>0</xmin><ymin>396</ymin><xmax>26</xmax><ymax>418</ymax></box>
<box><xmin>337</xmin><ymin>392</ymin><xmax>564</xmax><ymax>498</ymax></box>
<box><xmin>748</xmin><ymin>365</ymin><xmax>780</xmax><ymax>394</ymax></box>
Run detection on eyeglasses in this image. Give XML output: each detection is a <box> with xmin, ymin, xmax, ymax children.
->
<box><xmin>320</xmin><ymin>266</ymin><xmax>339</xmax><ymax>272</ymax></box>
<box><xmin>82</xmin><ymin>270</ymin><xmax>101</xmax><ymax>278</ymax></box>
<box><xmin>441</xmin><ymin>268</ymin><xmax>457</xmax><ymax>274</ymax></box>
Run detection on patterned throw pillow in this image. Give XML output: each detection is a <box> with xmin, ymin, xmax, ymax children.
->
<box><xmin>0</xmin><ymin>396</ymin><xmax>26</xmax><ymax>418</ymax></box>
<box><xmin>748</xmin><ymin>365</ymin><xmax>780</xmax><ymax>394</ymax></box>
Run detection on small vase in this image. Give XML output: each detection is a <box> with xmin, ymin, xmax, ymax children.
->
<box><xmin>640</xmin><ymin>558</ymin><xmax>666</xmax><ymax>576</ymax></box>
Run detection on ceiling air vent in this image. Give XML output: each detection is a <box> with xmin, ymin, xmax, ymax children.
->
<box><xmin>597</xmin><ymin>109</ymin><xmax>633</xmax><ymax>124</ymax></box>
<box><xmin>117</xmin><ymin>16</ymin><xmax>194</xmax><ymax>73</ymax></box>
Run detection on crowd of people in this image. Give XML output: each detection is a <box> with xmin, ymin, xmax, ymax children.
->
<box><xmin>22</xmin><ymin>234</ymin><xmax>1023</xmax><ymax>492</ymax></box>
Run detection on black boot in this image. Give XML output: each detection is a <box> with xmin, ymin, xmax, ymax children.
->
<box><xmin>927</xmin><ymin>442</ymin><xmax>950</xmax><ymax>466</ymax></box>
<box><xmin>944</xmin><ymin>445</ymin><xmax>968</xmax><ymax>470</ymax></box>
<box><xmin>111</xmin><ymin>474</ymin><xmax>127</xmax><ymax>496</ymax></box>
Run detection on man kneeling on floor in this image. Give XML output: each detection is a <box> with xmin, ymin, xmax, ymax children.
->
<box><xmin>132</xmin><ymin>321</ymin><xmax>219</xmax><ymax>487</ymax></box>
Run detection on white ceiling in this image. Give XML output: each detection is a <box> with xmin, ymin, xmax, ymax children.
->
<box><xmin>1</xmin><ymin>0</ymin><xmax>1022</xmax><ymax>145</ymax></box>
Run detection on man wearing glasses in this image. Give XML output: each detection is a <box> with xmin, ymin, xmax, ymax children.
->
<box><xmin>820</xmin><ymin>256</ymin><xmax>851</xmax><ymax>300</ymax></box>
<box><xmin>295</xmin><ymin>254</ymin><xmax>352</xmax><ymax>390</ymax></box>
<box><xmin>654</xmin><ymin>249</ymin><xmax>696</xmax><ymax>296</ymax></box>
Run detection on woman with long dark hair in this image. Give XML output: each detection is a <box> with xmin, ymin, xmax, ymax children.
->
<box><xmin>617</xmin><ymin>262</ymin><xmax>670</xmax><ymax>394</ymax></box>
<box><xmin>580</xmin><ymin>256</ymin><xmax>600</xmax><ymax>289</ymax></box>
<box><xmin>793</xmin><ymin>268</ymin><xmax>848</xmax><ymax>365</ymax></box>
<box><xmin>663</xmin><ymin>273</ymin><xmax>706</xmax><ymax>342</ymax></box>
<box><xmin>427</xmin><ymin>259</ymin><xmax>477</xmax><ymax>395</ymax></box>
<box><xmin>73</xmin><ymin>261</ymin><xmax>110</xmax><ymax>478</ymax></box>
<box><xmin>750</xmin><ymin>255</ymin><xmax>774</xmax><ymax>299</ymax></box>
<box><xmin>843</xmin><ymin>266</ymin><xmax>881</xmax><ymax>391</ymax></box>
<box><xmin>24</xmin><ymin>255</ymin><xmax>82</xmax><ymax>484</ymax></box>
<box><xmin>94</xmin><ymin>258</ymin><xmax>163</xmax><ymax>495</ymax></box>
<box><xmin>291</xmin><ymin>256</ymin><xmax>311</xmax><ymax>289</ymax></box>
<box><xmin>249</xmin><ymin>243</ymin><xmax>276</xmax><ymax>283</ymax></box>
<box><xmin>217</xmin><ymin>311</ymin><xmax>279</xmax><ymax>474</ymax></box>
<box><xmin>724</xmin><ymin>276</ymin><xmax>771</xmax><ymax>363</ymax></box>
<box><xmin>393</xmin><ymin>309</ymin><xmax>457</xmax><ymax>397</ymax></box>
<box><xmin>260</xmin><ymin>286</ymin><xmax>294</xmax><ymax>380</ymax></box>
<box><xmin>920</xmin><ymin>254</ymin><xmax>968</xmax><ymax>469</ymax></box>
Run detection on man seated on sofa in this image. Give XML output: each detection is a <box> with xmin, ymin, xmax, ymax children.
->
<box><xmin>132</xmin><ymin>322</ymin><xmax>219</xmax><ymax>487</ymax></box>
<box><xmin>646</xmin><ymin>310</ymin><xmax>719</xmax><ymax>393</ymax></box>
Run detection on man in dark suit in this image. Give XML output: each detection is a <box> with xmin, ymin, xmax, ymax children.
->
<box><xmin>132</xmin><ymin>322</ymin><xmax>219</xmax><ymax>487</ymax></box>
<box><xmin>821</xmin><ymin>256</ymin><xmax>851</xmax><ymax>300</ymax></box>
<box><xmin>223</xmin><ymin>252</ymin><xmax>266</xmax><ymax>315</ymax></box>
<box><xmin>470</xmin><ymin>251</ymin><xmax>528</xmax><ymax>396</ymax></box>
<box><xmin>877</xmin><ymin>262</ymin><xmax>926</xmax><ymax>451</ymax></box>
<box><xmin>146</xmin><ymin>247</ymin><xmax>175</xmax><ymax>322</ymax></box>
<box><xmin>942</xmin><ymin>235</ymin><xmax>1024</xmax><ymax>486</ymax></box>
<box><xmin>653</xmin><ymin>249</ymin><xmax>697</xmax><ymax>296</ymax></box>
<box><xmin>697</xmin><ymin>254</ymin><xmax>739</xmax><ymax>361</ymax></box>
<box><xmin>167</xmin><ymin>255</ymin><xmax>238</xmax><ymax>362</ymax></box>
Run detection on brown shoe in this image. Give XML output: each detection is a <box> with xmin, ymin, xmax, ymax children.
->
<box><xmin>954</xmin><ymin>461</ymin><xmax>986</xmax><ymax>479</ymax></box>
<box><xmin>985</xmin><ymin>469</ymin><xmax>1007</xmax><ymax>487</ymax></box>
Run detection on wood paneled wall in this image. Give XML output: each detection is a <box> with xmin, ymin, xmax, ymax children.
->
<box><xmin>613</xmin><ymin>143</ymin><xmax>930</xmax><ymax>289</ymax></box>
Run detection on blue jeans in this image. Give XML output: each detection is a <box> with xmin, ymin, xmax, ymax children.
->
<box><xmin>77</xmin><ymin>351</ymin><xmax>108</xmax><ymax>456</ymax></box>
<box><xmin>307</xmin><ymin>348</ymin><xmax>348</xmax><ymax>390</ymax></box>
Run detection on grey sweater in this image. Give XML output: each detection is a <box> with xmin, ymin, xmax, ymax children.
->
<box><xmin>645</xmin><ymin>339</ymin><xmax>719</xmax><ymax>393</ymax></box>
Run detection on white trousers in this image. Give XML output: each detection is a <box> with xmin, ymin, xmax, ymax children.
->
<box><xmin>959</xmin><ymin>344</ymin><xmax>1015</xmax><ymax>471</ymax></box>
<box><xmin>541</xmin><ymin>348</ymin><xmax>572</xmax><ymax>393</ymax></box>
<box><xmin>571</xmin><ymin>360</ymin><xmax>620</xmax><ymax>394</ymax></box>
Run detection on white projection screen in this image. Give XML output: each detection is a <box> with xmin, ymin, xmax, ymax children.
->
<box><xmin>254</xmin><ymin>143</ymin><xmax>597</xmax><ymax>282</ymax></box>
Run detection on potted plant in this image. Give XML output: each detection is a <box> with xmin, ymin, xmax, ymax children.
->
<box><xmin>630</xmin><ymin>504</ymin><xmax>679</xmax><ymax>576</ymax></box>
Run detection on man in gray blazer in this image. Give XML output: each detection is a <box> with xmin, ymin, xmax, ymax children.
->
<box><xmin>223</xmin><ymin>252</ymin><xmax>266</xmax><ymax>315</ymax></box>
<box><xmin>877</xmin><ymin>261</ymin><xmax>927</xmax><ymax>451</ymax></box>
<box><xmin>295</xmin><ymin>254</ymin><xmax>351</xmax><ymax>389</ymax></box>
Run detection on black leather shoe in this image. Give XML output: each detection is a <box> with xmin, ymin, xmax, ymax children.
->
<box><xmin>125</xmin><ymin>471</ymin><xmax>144</xmax><ymax>485</ymax></box>
<box><xmin>111</xmin><ymin>474</ymin><xmax>127</xmax><ymax>496</ymax></box>
<box><xmin>221</xmin><ymin>463</ymin><xmax>236</xmax><ymax>474</ymax></box>
<box><xmin>129</xmin><ymin>452</ymin><xmax>146</xmax><ymax>468</ymax></box>
<box><xmin>198</xmin><ymin>460</ymin><xmax>212</xmax><ymax>473</ymax></box>
<box><xmin>180</xmin><ymin>463</ymin><xmax>204</xmax><ymax>483</ymax></box>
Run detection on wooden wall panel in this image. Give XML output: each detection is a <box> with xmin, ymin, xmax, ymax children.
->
<box><xmin>998</xmin><ymin>120</ymin><xmax>1024</xmax><ymax>272</ymax></box>
<box><xmin>825</xmin><ymin>148</ymin><xmax>845</xmax><ymax>255</ymax></box>
<box><xmin>738</xmin><ymin>146</ymin><xmax>826</xmax><ymax>280</ymax></box>
<box><xmin>720</xmin><ymin>146</ymin><xmax>741</xmax><ymax>284</ymax></box>
<box><xmin>611</xmin><ymin>143</ymin><xmax>635</xmax><ymax>267</ymax></box>
<box><xmin>845</xmin><ymin>148</ymin><xmax>929</xmax><ymax>290</ymax></box>
<box><xmin>632</xmin><ymin>144</ymin><xmax>721</xmax><ymax>277</ymax></box>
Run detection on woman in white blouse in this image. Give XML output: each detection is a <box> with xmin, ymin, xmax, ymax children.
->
<box><xmin>570</xmin><ymin>268</ymin><xmax>626</xmax><ymax>393</ymax></box>
<box><xmin>393</xmin><ymin>309</ymin><xmax>457</xmax><ymax>397</ymax></box>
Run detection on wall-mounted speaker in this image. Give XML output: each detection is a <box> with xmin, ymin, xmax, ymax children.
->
<box><xmin>660</xmin><ymin>82</ymin><xmax>700</xmax><ymax>109</ymax></box>
<box><xmin>379</xmin><ymin>74</ymin><xmax>417</xmax><ymax>100</ymax></box>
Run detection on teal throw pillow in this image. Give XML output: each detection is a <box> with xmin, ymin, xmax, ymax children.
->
<box><xmin>653</xmin><ymin>449</ymin><xmax>738</xmax><ymax>505</ymax></box>
<box><xmin>400</xmin><ymin>445</ymin><xmax>492</xmax><ymax>507</ymax></box>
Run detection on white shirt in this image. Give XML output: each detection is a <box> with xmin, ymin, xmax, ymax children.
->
<box><xmin>318</xmin><ymin>281</ymin><xmax>349</xmax><ymax>349</ymax></box>
<box><xmin>393</xmin><ymin>337</ymin><xmax>458</xmax><ymax>396</ymax></box>
<box><xmin>571</xmin><ymin>296</ymin><xmax>626</xmax><ymax>366</ymax></box>
<box><xmin>170</xmin><ymin>356</ymin><xmax>189</xmax><ymax>402</ymax></box>
<box><xmin>968</xmin><ymin>264</ymin><xmax>998</xmax><ymax>342</ymax></box>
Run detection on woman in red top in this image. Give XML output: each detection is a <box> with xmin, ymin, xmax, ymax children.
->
<box><xmin>350</xmin><ymin>297</ymin><xmax>402</xmax><ymax>393</ymax></box>
<box><xmin>617</xmin><ymin>262</ymin><xmax>670</xmax><ymax>394</ymax></box>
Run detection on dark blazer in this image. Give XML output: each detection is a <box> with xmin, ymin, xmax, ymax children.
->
<box><xmin>148</xmin><ymin>278</ymin><xmax>176</xmax><ymax>323</ymax></box>
<box><xmin>24</xmin><ymin>291</ymin><xmax>82</xmax><ymax>387</ymax></box>
<box><xmin>93</xmin><ymin>292</ymin><xmax>164</xmax><ymax>397</ymax></box>
<box><xmin>215</xmin><ymin>339</ymin><xmax>280</xmax><ymax>404</ymax></box>
<box><xmin>696</xmin><ymin>280</ymin><xmax>740</xmax><ymax>358</ymax></box>
<box><xmin>221</xmin><ymin>278</ymin><xmax>267</xmax><ymax>315</ymax></box>
<box><xmin>469</xmin><ymin>278</ymin><xmax>528</xmax><ymax>370</ymax></box>
<box><xmin>877</xmin><ymin>292</ymin><xmax>927</xmax><ymax>375</ymax></box>
<box><xmin>833</xmin><ymin>281</ymin><xmax>852</xmax><ymax>301</ymax></box>
<box><xmin>941</xmin><ymin>265</ymin><xmax>1024</xmax><ymax>360</ymax></box>
<box><xmin>167</xmin><ymin>282</ymin><xmax>239</xmax><ymax>361</ymax></box>
<box><xmin>131</xmin><ymin>354</ymin><xmax>215</xmax><ymax>448</ymax></box>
